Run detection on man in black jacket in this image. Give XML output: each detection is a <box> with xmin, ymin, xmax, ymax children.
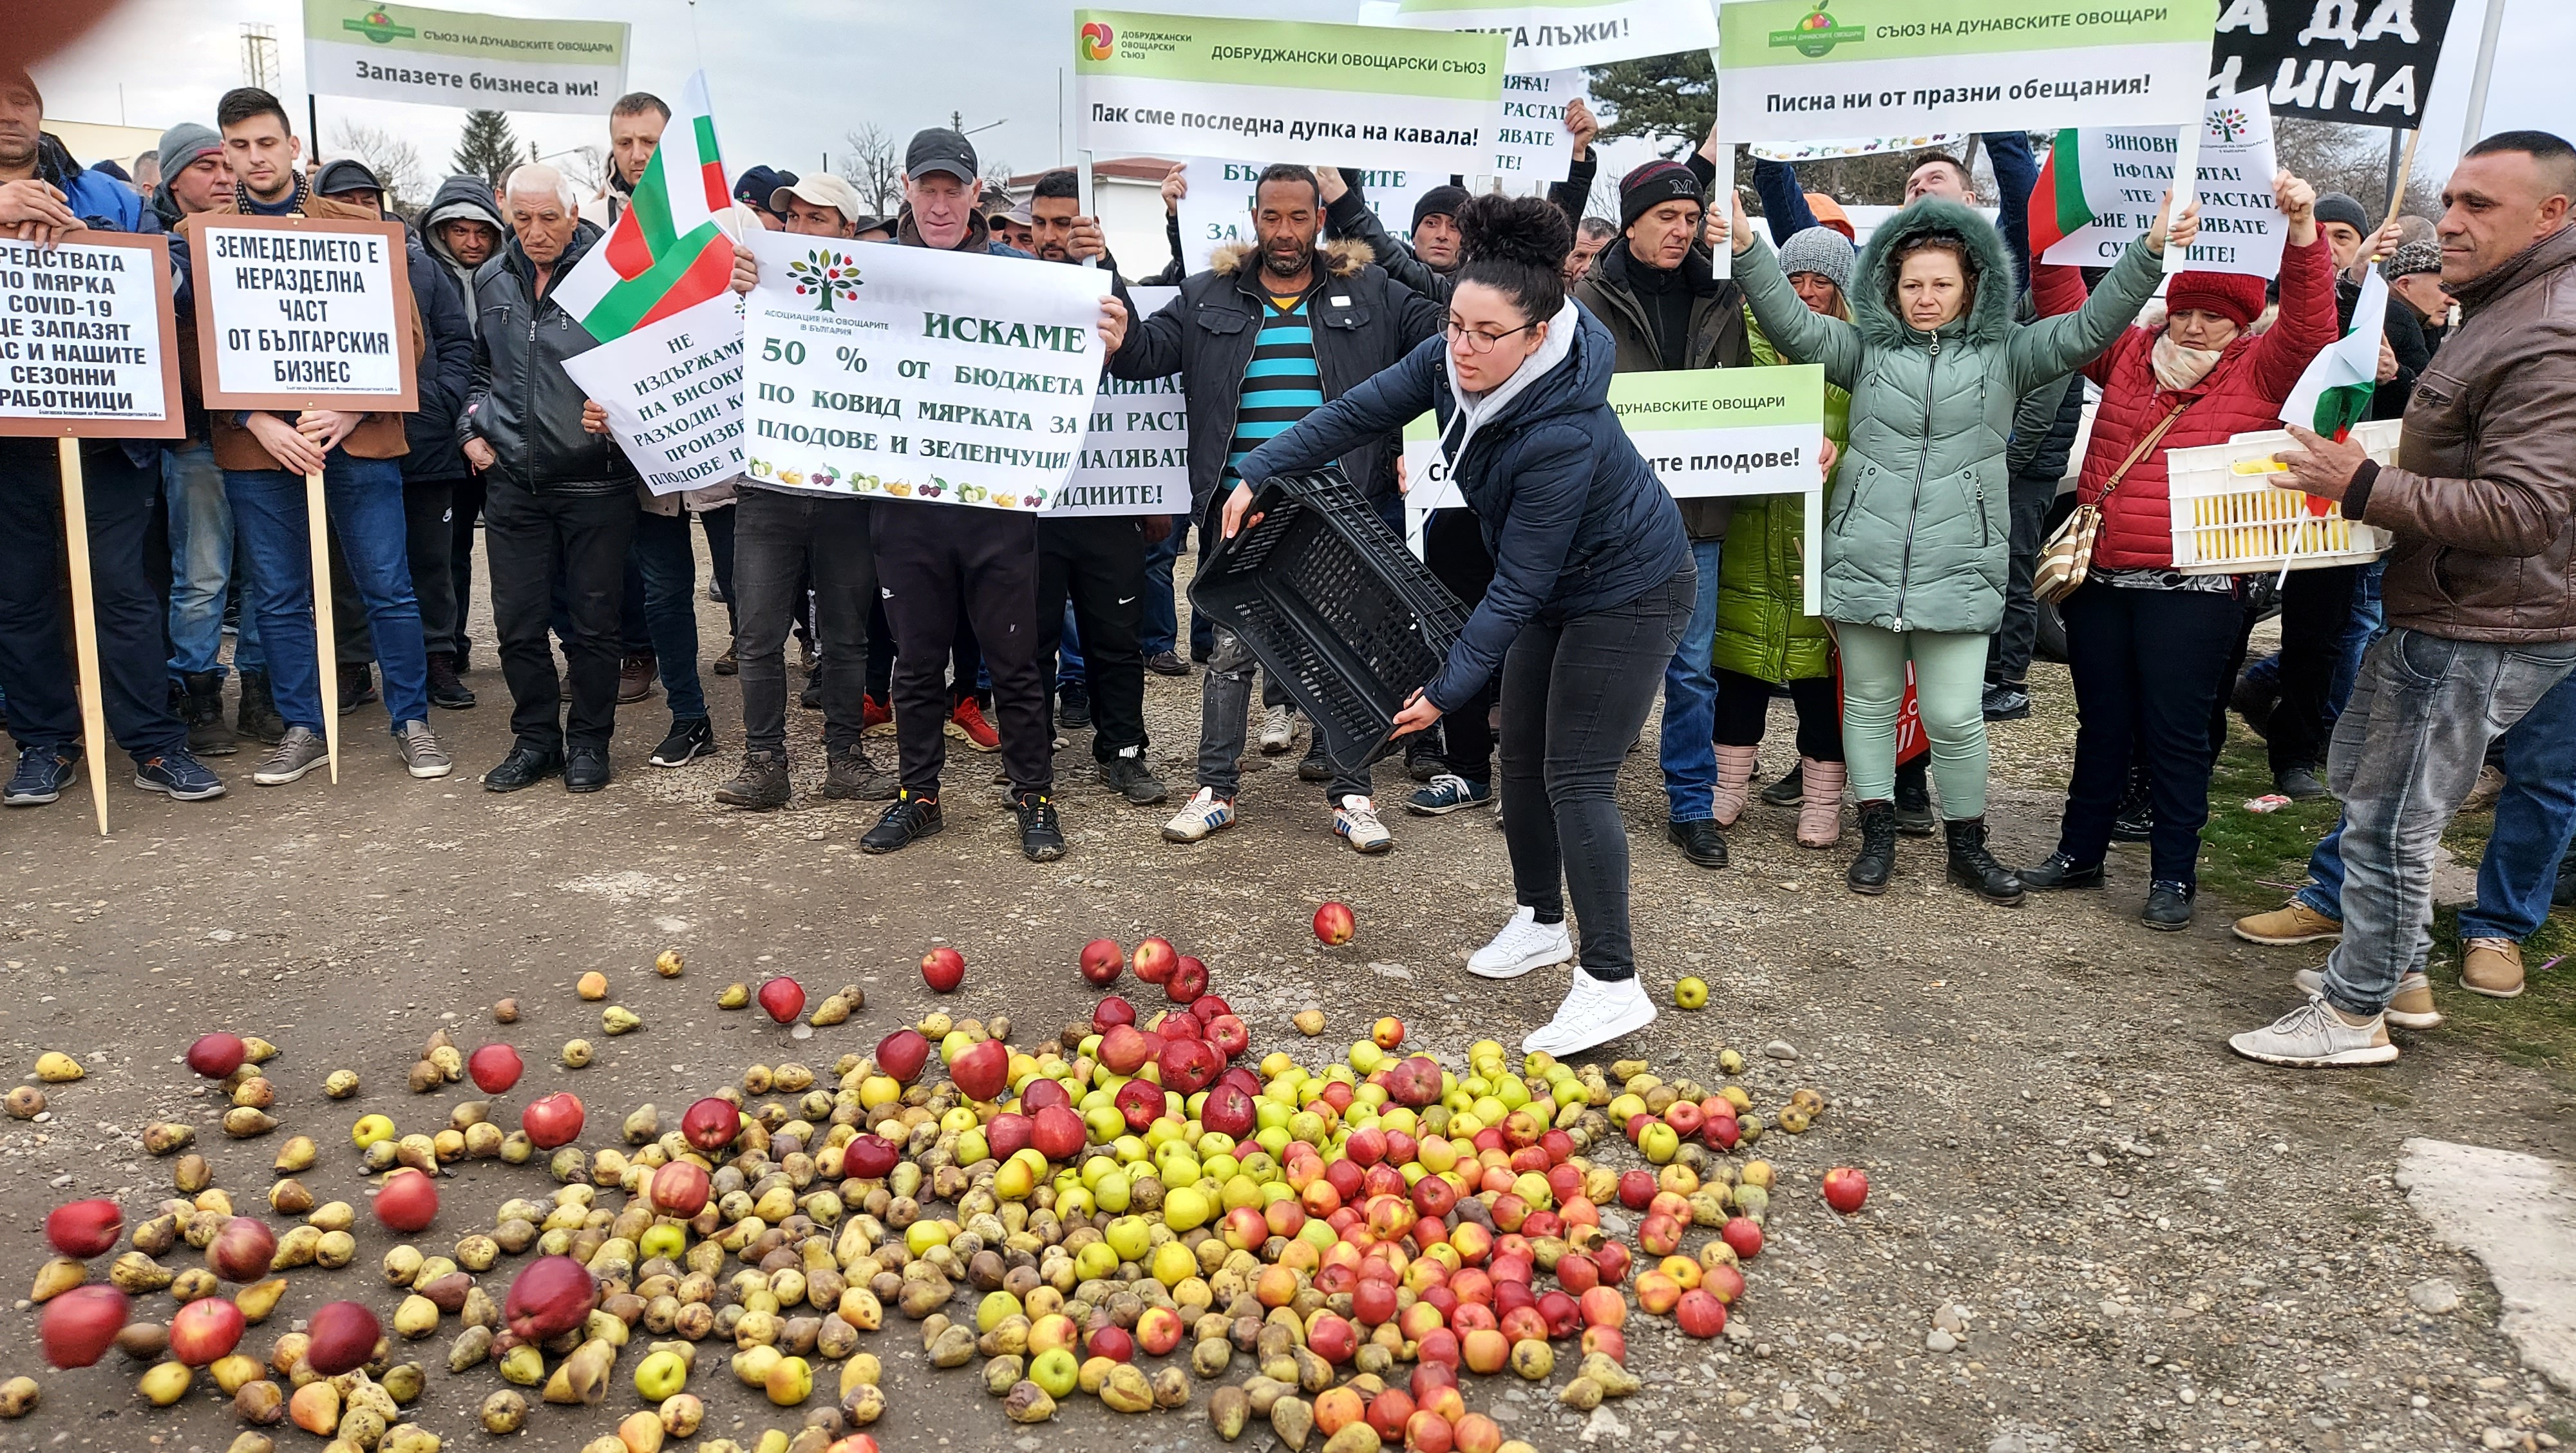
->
<box><xmin>422</xmin><ymin>173</ymin><xmax>506</xmax><ymax>683</ymax></box>
<box><xmin>1106</xmin><ymin>162</ymin><xmax>1443</xmax><ymax>855</ymax></box>
<box><xmin>460</xmin><ymin>164</ymin><xmax>641</xmax><ymax>793</ymax></box>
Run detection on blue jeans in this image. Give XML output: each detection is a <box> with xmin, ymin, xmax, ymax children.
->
<box><xmin>2297</xmin><ymin>660</ymin><xmax>2576</xmax><ymax>944</ymax></box>
<box><xmin>1142</xmin><ymin>514</ymin><xmax>1184</xmax><ymax>656</ymax></box>
<box><xmin>2316</xmin><ymin>631</ymin><xmax>2576</xmax><ymax>1016</ymax></box>
<box><xmin>2329</xmin><ymin>558</ymin><xmax>2387</xmax><ymax>716</ymax></box>
<box><xmin>631</xmin><ymin>509</ymin><xmax>706</xmax><ymax>721</ymax></box>
<box><xmin>164</xmin><ymin>442</ymin><xmax>261</xmax><ymax>678</ymax></box>
<box><xmin>1658</xmin><ymin>538</ymin><xmax>1725</xmax><ymax>822</ymax></box>
<box><xmin>225</xmin><ymin>455</ymin><xmax>431</xmax><ymax>736</ymax></box>
<box><xmin>1058</xmin><ymin>603</ymin><xmax>1086</xmax><ymax>689</ymax></box>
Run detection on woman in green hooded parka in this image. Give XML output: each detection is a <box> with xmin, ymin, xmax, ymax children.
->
<box><xmin>1725</xmin><ymin>187</ymin><xmax>2196</xmax><ymax>905</ymax></box>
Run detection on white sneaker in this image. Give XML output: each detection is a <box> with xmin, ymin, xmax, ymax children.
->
<box><xmin>2227</xmin><ymin>994</ymin><xmax>2398</xmax><ymax>1068</ymax></box>
<box><xmin>1258</xmin><ymin>705</ymin><xmax>1298</xmax><ymax>755</ymax></box>
<box><xmin>1161</xmin><ymin>787</ymin><xmax>1235</xmax><ymax>843</ymax></box>
<box><xmin>1521</xmin><ymin>971</ymin><xmax>1658</xmax><ymax>1056</ymax></box>
<box><xmin>1468</xmin><ymin>907</ymin><xmax>1574</xmax><ymax>980</ymax></box>
<box><xmin>1335</xmin><ymin>794</ymin><xmax>1392</xmax><ymax>854</ymax></box>
<box><xmin>2295</xmin><ymin>967</ymin><xmax>2442</xmax><ymax>1029</ymax></box>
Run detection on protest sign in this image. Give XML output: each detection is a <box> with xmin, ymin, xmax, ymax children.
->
<box><xmin>1173</xmin><ymin>158</ymin><xmax>1445</xmax><ymax>277</ymax></box>
<box><xmin>1493</xmin><ymin>70</ymin><xmax>1589</xmax><ymax>181</ymax></box>
<box><xmin>301</xmin><ymin>0</ymin><xmax>629</xmax><ymax>115</ymax></box>
<box><xmin>189</xmin><ymin>214</ymin><xmax>416</xmax><ymax>411</ymax></box>
<box><xmin>2035</xmin><ymin>91</ymin><xmax>2284</xmax><ymax>276</ymax></box>
<box><xmin>1749</xmin><ymin>133</ymin><xmax>1962</xmax><ymax>162</ymax></box>
<box><xmin>1389</xmin><ymin>0</ymin><xmax>1719</xmax><ymax>70</ymax></box>
<box><xmin>560</xmin><ymin>294</ymin><xmax>744</xmax><ymax>496</ymax></box>
<box><xmin>1054</xmin><ymin>286</ymin><xmax>1187</xmax><ymax>518</ymax></box>
<box><xmin>739</xmin><ymin>231</ymin><xmax>1105</xmax><ymax>513</ymax></box>
<box><xmin>1716</xmin><ymin>0</ymin><xmax>2219</xmax><ymax>144</ymax></box>
<box><xmin>2210</xmin><ymin>0</ymin><xmax>2460</xmax><ymax>126</ymax></box>
<box><xmin>1074</xmin><ymin>10</ymin><xmax>1506</xmax><ymax>176</ymax></box>
<box><xmin>0</xmin><ymin>233</ymin><xmax>180</xmax><ymax>439</ymax></box>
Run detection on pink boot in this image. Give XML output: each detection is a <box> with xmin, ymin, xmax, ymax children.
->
<box><xmin>1797</xmin><ymin>757</ymin><xmax>1847</xmax><ymax>848</ymax></box>
<box><xmin>1713</xmin><ymin>744</ymin><xmax>1759</xmax><ymax>828</ymax></box>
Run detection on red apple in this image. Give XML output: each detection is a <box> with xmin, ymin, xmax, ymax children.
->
<box><xmin>1409</xmin><ymin>1174</ymin><xmax>1457</xmax><ymax>1220</ymax></box>
<box><xmin>1195</xmin><ymin>993</ymin><xmax>1235</xmax><ymax>1021</ymax></box>
<box><xmin>949</xmin><ymin>1039</ymin><xmax>1009</xmax><ymax>1102</ymax></box>
<box><xmin>1166</xmin><ymin>955</ymin><xmax>1208</xmax><ymax>1005</ymax></box>
<box><xmin>45</xmin><ymin>1199</ymin><xmax>124</xmax><ymax>1259</ymax></box>
<box><xmin>1091</xmin><ymin>996</ymin><xmax>1137</xmax><ymax>1034</ymax></box>
<box><xmin>1591</xmin><ymin>1240</ymin><xmax>1632</xmax><ymax>1286</ymax></box>
<box><xmin>874</xmin><ymin>1029</ymin><xmax>931</xmax><ymax>1085</ymax></box>
<box><xmin>1372</xmin><ymin>1016</ymin><xmax>1406</xmax><ymax>1050</ymax></box>
<box><xmin>1408</xmin><ymin>1409</ymin><xmax>1457</xmax><ymax>1453</ymax></box>
<box><xmin>844</xmin><ymin>1134</ymin><xmax>900</xmax><ymax>1179</ymax></box>
<box><xmin>1702</xmin><ymin>1261</ymin><xmax>1745</xmax><ymax>1306</ymax></box>
<box><xmin>1199</xmin><ymin>1081</ymin><xmax>1256</xmax><ymax>1139</ymax></box>
<box><xmin>1113</xmin><ymin>1077</ymin><xmax>1166</xmax><ymax>1131</ymax></box>
<box><xmin>468</xmin><ymin>1043</ymin><xmax>522</xmax><ymax>1095</ymax></box>
<box><xmin>1086</xmin><ymin>1323</ymin><xmax>1133</xmax><ymax>1362</ymax></box>
<box><xmin>207</xmin><ymin>1216</ymin><xmax>276</xmax><ymax>1284</ymax></box>
<box><xmin>985</xmin><ymin>1112</ymin><xmax>1033</xmax><ymax>1161</ymax></box>
<box><xmin>1307</xmin><ymin>1313</ymin><xmax>1357</xmax><ymax>1364</ymax></box>
<box><xmin>1157</xmin><ymin>1037</ymin><xmax>1219</xmax><ymax>1094</ymax></box>
<box><xmin>1353</xmin><ymin>1278</ymin><xmax>1399</xmax><ymax>1327</ymax></box>
<box><xmin>1721</xmin><ymin>1217</ymin><xmax>1764</xmax><ymax>1260</ymax></box>
<box><xmin>39</xmin><ymin>1285</ymin><xmax>126</xmax><ymax>1369</ymax></box>
<box><xmin>1029</xmin><ymin>1105</ymin><xmax>1087</xmax><ymax>1161</ymax></box>
<box><xmin>1385</xmin><ymin>1056</ymin><xmax>1443</xmax><ymax>1108</ymax></box>
<box><xmin>1367</xmin><ymin>1388</ymin><xmax>1415</xmax><ymax>1439</ymax></box>
<box><xmin>1822</xmin><ymin>1166</ymin><xmax>1870</xmax><ymax>1215</ymax></box>
<box><xmin>920</xmin><ymin>947</ymin><xmax>965</xmax><ymax>994</ymax></box>
<box><xmin>1313</xmin><ymin>902</ymin><xmax>1354</xmax><ymax>945</ymax></box>
<box><xmin>169</xmin><ymin>1295</ymin><xmax>245</xmax><ymax>1366</ymax></box>
<box><xmin>1616</xmin><ymin>1168</ymin><xmax>1656</xmax><ymax>1211</ymax></box>
<box><xmin>305</xmin><ymin>1301</ymin><xmax>383</xmax><ymax>1376</ymax></box>
<box><xmin>1078</xmin><ymin>938</ymin><xmax>1125</xmax><ymax>986</ymax></box>
<box><xmin>1206</xmin><ymin>1013</ymin><xmax>1251</xmax><ymax>1060</ymax></box>
<box><xmin>649</xmin><ymin>1161</ymin><xmax>710</xmax><ymax>1219</ymax></box>
<box><xmin>1674</xmin><ymin>1288</ymin><xmax>1727</xmax><ymax>1338</ymax></box>
<box><xmin>1537</xmin><ymin>1289</ymin><xmax>1582</xmax><ymax>1338</ymax></box>
<box><xmin>681</xmin><ymin>1096</ymin><xmax>742</xmax><ymax>1154</ymax></box>
<box><xmin>1098</xmin><ymin>1023</ymin><xmax>1152</xmax><ymax>1076</ymax></box>
<box><xmin>1131</xmin><ymin>937</ymin><xmax>1176</xmax><ymax>985</ymax></box>
<box><xmin>185</xmin><ymin>1032</ymin><xmax>247</xmax><ymax>1079</ymax></box>
<box><xmin>757</xmin><ymin>976</ymin><xmax>806</xmax><ymax>1023</ymax></box>
<box><xmin>1019</xmin><ymin>1078</ymin><xmax>1071</xmax><ymax>1114</ymax></box>
<box><xmin>374</xmin><ymin>1170</ymin><xmax>439</xmax><ymax>1233</ymax></box>
<box><xmin>504</xmin><ymin>1256</ymin><xmax>597</xmax><ymax>1342</ymax></box>
<box><xmin>521</xmin><ymin>1092</ymin><xmax>584</xmax><ymax>1150</ymax></box>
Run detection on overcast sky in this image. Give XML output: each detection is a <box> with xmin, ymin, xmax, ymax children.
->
<box><xmin>33</xmin><ymin>0</ymin><xmax>2567</xmax><ymax>204</ymax></box>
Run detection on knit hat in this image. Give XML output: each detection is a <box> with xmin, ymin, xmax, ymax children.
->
<box><xmin>1776</xmin><ymin>225</ymin><xmax>1855</xmax><ymax>294</ymax></box>
<box><xmin>2380</xmin><ymin>238</ymin><xmax>2442</xmax><ymax>280</ymax></box>
<box><xmin>1618</xmin><ymin>159</ymin><xmax>1702</xmax><ymax>229</ymax></box>
<box><xmin>155</xmin><ymin>123</ymin><xmax>222</xmax><ymax>191</ymax></box>
<box><xmin>314</xmin><ymin>158</ymin><xmax>386</xmax><ymax>200</ymax></box>
<box><xmin>2164</xmin><ymin>271</ymin><xmax>2268</xmax><ymax>328</ymax></box>
<box><xmin>2313</xmin><ymin>191</ymin><xmax>2371</xmax><ymax>236</ymax></box>
<box><xmin>1412</xmin><ymin>184</ymin><xmax>1472</xmax><ymax>230</ymax></box>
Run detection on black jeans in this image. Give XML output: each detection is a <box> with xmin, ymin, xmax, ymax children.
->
<box><xmin>1499</xmin><ymin>565</ymin><xmax>1696</xmax><ymax>983</ymax></box>
<box><xmin>2055</xmin><ymin>582</ymin><xmax>2240</xmax><ymax>885</ymax></box>
<box><xmin>1987</xmin><ymin>471</ymin><xmax>2058</xmax><ymax>687</ymax></box>
<box><xmin>2269</xmin><ymin>563</ymin><xmax>2357</xmax><ymax>775</ymax></box>
<box><xmin>1037</xmin><ymin>515</ymin><xmax>1148</xmax><ymax>760</ymax></box>
<box><xmin>1715</xmin><ymin>670</ymin><xmax>1841</xmax><ymax>759</ymax></box>
<box><xmin>698</xmin><ymin>504</ymin><xmax>736</xmax><ymax>636</ymax></box>
<box><xmin>0</xmin><ymin>439</ymin><xmax>184</xmax><ymax>762</ymax></box>
<box><xmin>447</xmin><ymin>471</ymin><xmax>484</xmax><ymax>660</ymax></box>
<box><xmin>334</xmin><ymin>474</ymin><xmax>458</xmax><ymax>667</ymax></box>
<box><xmin>1425</xmin><ymin>509</ymin><xmax>1497</xmax><ymax>783</ymax></box>
<box><xmin>484</xmin><ymin>480</ymin><xmax>635</xmax><ymax>754</ymax></box>
<box><xmin>875</xmin><ymin>500</ymin><xmax>1050</xmax><ymax>795</ymax></box>
<box><xmin>731</xmin><ymin>488</ymin><xmax>873</xmax><ymax>757</ymax></box>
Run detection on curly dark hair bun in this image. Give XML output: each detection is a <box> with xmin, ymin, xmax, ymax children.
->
<box><xmin>1455</xmin><ymin>193</ymin><xmax>1571</xmax><ymax>324</ymax></box>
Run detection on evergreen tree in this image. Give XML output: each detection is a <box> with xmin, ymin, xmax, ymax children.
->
<box><xmin>451</xmin><ymin>109</ymin><xmax>521</xmax><ymax>187</ymax></box>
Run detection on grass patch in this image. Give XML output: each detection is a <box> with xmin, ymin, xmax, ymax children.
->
<box><xmin>2193</xmin><ymin>725</ymin><xmax>2346</xmax><ymax>905</ymax></box>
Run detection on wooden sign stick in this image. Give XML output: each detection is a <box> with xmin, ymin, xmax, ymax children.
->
<box><xmin>306</xmin><ymin>468</ymin><xmax>340</xmax><ymax>783</ymax></box>
<box><xmin>55</xmin><ymin>439</ymin><xmax>109</xmax><ymax>836</ymax></box>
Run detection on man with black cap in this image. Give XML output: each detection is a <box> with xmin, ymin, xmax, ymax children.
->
<box><xmin>728</xmin><ymin>128</ymin><xmax>1130</xmax><ymax>862</ymax></box>
<box><xmin>732</xmin><ymin>166</ymin><xmax>797</xmax><ymax>231</ymax></box>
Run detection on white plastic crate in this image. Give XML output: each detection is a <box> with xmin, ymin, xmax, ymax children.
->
<box><xmin>2166</xmin><ymin>420</ymin><xmax>2402</xmax><ymax>575</ymax></box>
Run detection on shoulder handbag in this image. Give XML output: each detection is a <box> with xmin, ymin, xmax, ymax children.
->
<box><xmin>2032</xmin><ymin>399</ymin><xmax>2193</xmax><ymax>605</ymax></box>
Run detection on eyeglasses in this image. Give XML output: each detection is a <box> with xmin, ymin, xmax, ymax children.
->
<box><xmin>1444</xmin><ymin>319</ymin><xmax>1537</xmax><ymax>355</ymax></box>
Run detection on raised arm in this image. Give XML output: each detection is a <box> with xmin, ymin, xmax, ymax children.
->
<box><xmin>1985</xmin><ymin>131</ymin><xmax>2040</xmax><ymax>296</ymax></box>
<box><xmin>1326</xmin><ymin>169</ymin><xmax>1447</xmax><ymax>304</ymax></box>
<box><xmin>1750</xmin><ymin>159</ymin><xmax>1819</xmax><ymax>245</ymax></box>
<box><xmin>1547</xmin><ymin>99</ymin><xmax>1600</xmax><ymax>231</ymax></box>
<box><xmin>1729</xmin><ymin>193</ymin><xmax>1864</xmax><ymax>391</ymax></box>
<box><xmin>1235</xmin><ymin>335</ymin><xmax>1445</xmax><ymax>488</ymax></box>
<box><xmin>2006</xmin><ymin>231</ymin><xmax>2168</xmax><ymax>397</ymax></box>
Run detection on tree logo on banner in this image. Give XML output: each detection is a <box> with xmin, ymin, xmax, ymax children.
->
<box><xmin>1771</xmin><ymin>4</ymin><xmax>1864</xmax><ymax>59</ymax></box>
<box><xmin>1080</xmin><ymin>21</ymin><xmax>1115</xmax><ymax>61</ymax></box>
<box><xmin>788</xmin><ymin>251</ymin><xmax>864</xmax><ymax>312</ymax></box>
<box><xmin>2208</xmin><ymin>106</ymin><xmax>2253</xmax><ymax>142</ymax></box>
<box><xmin>342</xmin><ymin>7</ymin><xmax>419</xmax><ymax>44</ymax></box>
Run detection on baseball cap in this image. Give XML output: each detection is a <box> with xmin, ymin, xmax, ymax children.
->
<box><xmin>734</xmin><ymin>165</ymin><xmax>799</xmax><ymax>213</ymax></box>
<box><xmin>905</xmin><ymin>128</ymin><xmax>978</xmax><ymax>184</ymax></box>
<box><xmin>772</xmin><ymin>172</ymin><xmax>866</xmax><ymax>223</ymax></box>
<box><xmin>1001</xmin><ymin>201</ymin><xmax>1035</xmax><ymax>227</ymax></box>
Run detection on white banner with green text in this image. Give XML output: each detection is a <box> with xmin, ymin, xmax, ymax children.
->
<box><xmin>301</xmin><ymin>0</ymin><xmax>629</xmax><ymax>113</ymax></box>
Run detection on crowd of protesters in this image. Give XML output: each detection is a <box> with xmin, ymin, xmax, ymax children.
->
<box><xmin>0</xmin><ymin>56</ymin><xmax>2570</xmax><ymax>1062</ymax></box>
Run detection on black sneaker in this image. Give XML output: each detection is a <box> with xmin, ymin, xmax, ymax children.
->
<box><xmin>2275</xmin><ymin>765</ymin><xmax>2328</xmax><ymax>801</ymax></box>
<box><xmin>1015</xmin><ymin>790</ymin><xmax>1067</xmax><ymax>862</ymax></box>
<box><xmin>824</xmin><ymin>746</ymin><xmax>898</xmax><ymax>801</ymax></box>
<box><xmin>2020</xmin><ymin>851</ymin><xmax>2105</xmax><ymax>889</ymax></box>
<box><xmin>1403</xmin><ymin>735</ymin><xmax>1441</xmax><ymax>783</ymax></box>
<box><xmin>235</xmin><ymin>669</ymin><xmax>287</xmax><ymax>745</ymax></box>
<box><xmin>426</xmin><ymin>652</ymin><xmax>477</xmax><ymax>710</ymax></box>
<box><xmin>1893</xmin><ymin>759</ymin><xmax>1936</xmax><ymax>837</ymax></box>
<box><xmin>337</xmin><ymin>663</ymin><xmax>379</xmax><ymax>716</ymax></box>
<box><xmin>1146</xmin><ymin>651</ymin><xmax>1190</xmax><ymax>678</ymax></box>
<box><xmin>564</xmin><ymin>746</ymin><xmax>612</xmax><ymax>793</ymax></box>
<box><xmin>2141</xmin><ymin>880</ymin><xmax>2195</xmax><ymax>931</ymax></box>
<box><xmin>1759</xmin><ymin>761</ymin><xmax>1804</xmax><ymax>808</ymax></box>
<box><xmin>799</xmin><ymin>676</ymin><xmax>823</xmax><ymax>710</ymax></box>
<box><xmin>1097</xmin><ymin>752</ymin><xmax>1168</xmax><ymax>806</ymax></box>
<box><xmin>1058</xmin><ymin>684</ymin><xmax>1093</xmax><ymax>731</ymax></box>
<box><xmin>482</xmin><ymin>745</ymin><xmax>563</xmax><ymax>793</ymax></box>
<box><xmin>861</xmin><ymin>792</ymin><xmax>943</xmax><ymax>853</ymax></box>
<box><xmin>650</xmin><ymin>717</ymin><xmax>715</xmax><ymax>768</ymax></box>
<box><xmin>715</xmin><ymin>749</ymin><xmax>790</xmax><ymax>808</ymax></box>
<box><xmin>1980</xmin><ymin>681</ymin><xmax>2031</xmax><ymax>721</ymax></box>
<box><xmin>1298</xmin><ymin>742</ymin><xmax>1331</xmax><ymax>783</ymax></box>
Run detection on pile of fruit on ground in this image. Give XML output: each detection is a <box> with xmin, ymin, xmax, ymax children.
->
<box><xmin>12</xmin><ymin>923</ymin><xmax>1865</xmax><ymax>1453</ymax></box>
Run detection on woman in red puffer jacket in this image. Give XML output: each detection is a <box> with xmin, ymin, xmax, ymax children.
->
<box><xmin>2018</xmin><ymin>170</ymin><xmax>2337</xmax><ymax>930</ymax></box>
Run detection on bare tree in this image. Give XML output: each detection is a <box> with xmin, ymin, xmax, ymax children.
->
<box><xmin>327</xmin><ymin>120</ymin><xmax>424</xmax><ymax>211</ymax></box>
<box><xmin>553</xmin><ymin>144</ymin><xmax>607</xmax><ymax>200</ymax></box>
<box><xmin>837</xmin><ymin>124</ymin><xmax>905</xmax><ymax>217</ymax></box>
<box><xmin>2271</xmin><ymin>117</ymin><xmax>2444</xmax><ymax>222</ymax></box>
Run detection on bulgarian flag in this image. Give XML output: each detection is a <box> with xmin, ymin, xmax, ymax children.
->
<box><xmin>2025</xmin><ymin>128</ymin><xmax>2093</xmax><ymax>260</ymax></box>
<box><xmin>554</xmin><ymin>70</ymin><xmax>738</xmax><ymax>341</ymax></box>
<box><xmin>2282</xmin><ymin>267</ymin><xmax>2388</xmax><ymax>441</ymax></box>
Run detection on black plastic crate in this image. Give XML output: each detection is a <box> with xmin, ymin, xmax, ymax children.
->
<box><xmin>1189</xmin><ymin>469</ymin><xmax>1469</xmax><ymax>767</ymax></box>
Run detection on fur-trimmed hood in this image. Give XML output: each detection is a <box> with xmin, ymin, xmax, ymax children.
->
<box><xmin>1209</xmin><ymin>235</ymin><xmax>1375</xmax><ymax>280</ymax></box>
<box><xmin>1851</xmin><ymin>196</ymin><xmax>2017</xmax><ymax>351</ymax></box>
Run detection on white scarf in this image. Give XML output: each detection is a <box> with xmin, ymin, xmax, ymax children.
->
<box><xmin>2150</xmin><ymin>333</ymin><xmax>2224</xmax><ymax>393</ymax></box>
<box><xmin>1438</xmin><ymin>299</ymin><xmax>1582</xmax><ymax>475</ymax></box>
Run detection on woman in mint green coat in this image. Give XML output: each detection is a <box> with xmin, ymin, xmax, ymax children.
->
<box><xmin>1725</xmin><ymin>189</ymin><xmax>2193</xmax><ymax>904</ymax></box>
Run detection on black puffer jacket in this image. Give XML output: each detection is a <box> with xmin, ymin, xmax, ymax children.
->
<box><xmin>459</xmin><ymin>222</ymin><xmax>638</xmax><ymax>496</ymax></box>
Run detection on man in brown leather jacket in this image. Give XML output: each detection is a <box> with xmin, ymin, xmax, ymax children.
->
<box><xmin>2231</xmin><ymin>129</ymin><xmax>2576</xmax><ymax>1070</ymax></box>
